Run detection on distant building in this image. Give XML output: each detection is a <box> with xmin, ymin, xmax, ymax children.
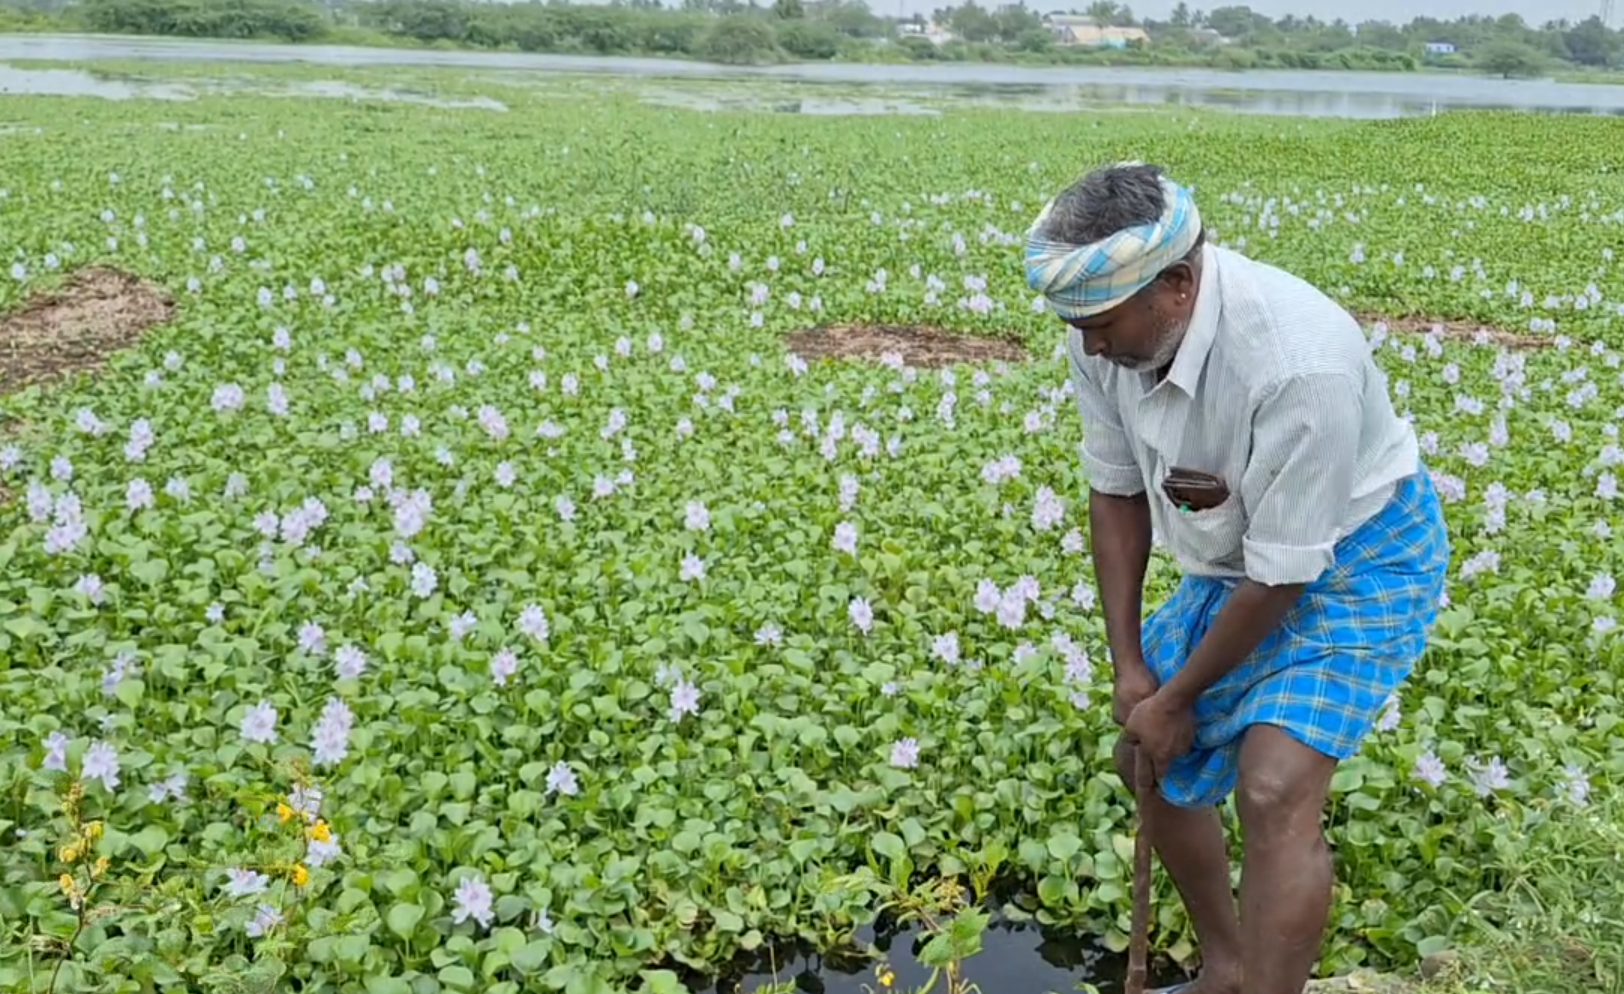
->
<box><xmin>1044</xmin><ymin>13</ymin><xmax>1150</xmax><ymax>48</ymax></box>
<box><xmin>1190</xmin><ymin>27</ymin><xmax>1228</xmax><ymax>46</ymax></box>
<box><xmin>899</xmin><ymin>20</ymin><xmax>956</xmax><ymax>44</ymax></box>
<box><xmin>1423</xmin><ymin>41</ymin><xmax>1456</xmax><ymax>54</ymax></box>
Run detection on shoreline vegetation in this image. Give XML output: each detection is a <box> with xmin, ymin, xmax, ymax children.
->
<box><xmin>0</xmin><ymin>0</ymin><xmax>1621</xmax><ymax>80</ymax></box>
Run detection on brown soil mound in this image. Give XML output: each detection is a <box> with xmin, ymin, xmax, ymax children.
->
<box><xmin>1</xmin><ymin>267</ymin><xmax>176</xmax><ymax>396</ymax></box>
<box><xmin>1355</xmin><ymin>311</ymin><xmax>1551</xmax><ymax>351</ymax></box>
<box><xmin>784</xmin><ymin>323</ymin><xmax>1029</xmax><ymax>369</ymax></box>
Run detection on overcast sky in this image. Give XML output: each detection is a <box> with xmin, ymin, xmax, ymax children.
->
<box><xmin>871</xmin><ymin>0</ymin><xmax>1611</xmax><ymax>26</ymax></box>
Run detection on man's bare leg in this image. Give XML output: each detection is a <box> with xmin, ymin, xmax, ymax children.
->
<box><xmin>1234</xmin><ymin>724</ymin><xmax>1339</xmax><ymax>994</ymax></box>
<box><xmin>1115</xmin><ymin>739</ymin><xmax>1242</xmax><ymax>994</ymax></box>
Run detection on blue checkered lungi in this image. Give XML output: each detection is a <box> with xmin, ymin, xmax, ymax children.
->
<box><xmin>1141</xmin><ymin>469</ymin><xmax>1451</xmax><ymax>808</ymax></box>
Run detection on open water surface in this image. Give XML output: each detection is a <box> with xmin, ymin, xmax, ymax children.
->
<box><xmin>5</xmin><ymin>33</ymin><xmax>1624</xmax><ymax>117</ymax></box>
<box><xmin>0</xmin><ymin>62</ymin><xmax>508</xmax><ymax>109</ymax></box>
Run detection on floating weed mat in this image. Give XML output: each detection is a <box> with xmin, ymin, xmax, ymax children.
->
<box><xmin>0</xmin><ymin>266</ymin><xmax>176</xmax><ymax>396</ymax></box>
<box><xmin>1356</xmin><ymin>311</ymin><xmax>1553</xmax><ymax>351</ymax></box>
<box><xmin>783</xmin><ymin>322</ymin><xmax>1030</xmax><ymax>369</ymax></box>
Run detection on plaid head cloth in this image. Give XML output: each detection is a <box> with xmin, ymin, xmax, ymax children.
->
<box><xmin>1024</xmin><ymin>170</ymin><xmax>1203</xmax><ymax>320</ymax></box>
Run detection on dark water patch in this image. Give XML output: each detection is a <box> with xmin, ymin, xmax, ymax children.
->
<box><xmin>678</xmin><ymin>910</ymin><xmax>1189</xmax><ymax>994</ymax></box>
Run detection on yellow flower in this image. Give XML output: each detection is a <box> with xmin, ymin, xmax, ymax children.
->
<box><xmin>58</xmin><ymin>873</ymin><xmax>76</xmax><ymax>896</ymax></box>
<box><xmin>291</xmin><ymin>864</ymin><xmax>310</xmax><ymax>887</ymax></box>
<box><xmin>276</xmin><ymin>803</ymin><xmax>295</xmax><ymax>823</ymax></box>
<box><xmin>58</xmin><ymin>843</ymin><xmax>81</xmax><ymax>864</ymax></box>
<box><xmin>93</xmin><ymin>856</ymin><xmax>110</xmax><ymax>879</ymax></box>
<box><xmin>308</xmin><ymin>820</ymin><xmax>331</xmax><ymax>843</ymax></box>
<box><xmin>82</xmin><ymin>821</ymin><xmax>103</xmax><ymax>843</ymax></box>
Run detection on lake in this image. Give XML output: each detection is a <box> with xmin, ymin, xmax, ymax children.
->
<box><xmin>4</xmin><ymin>32</ymin><xmax>1624</xmax><ymax>118</ymax></box>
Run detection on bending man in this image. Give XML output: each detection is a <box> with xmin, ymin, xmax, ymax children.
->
<box><xmin>1024</xmin><ymin>161</ymin><xmax>1450</xmax><ymax>994</ymax></box>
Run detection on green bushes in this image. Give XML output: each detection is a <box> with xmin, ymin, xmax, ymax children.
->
<box><xmin>696</xmin><ymin>14</ymin><xmax>782</xmax><ymax>64</ymax></box>
<box><xmin>82</xmin><ymin>0</ymin><xmax>325</xmax><ymax>42</ymax></box>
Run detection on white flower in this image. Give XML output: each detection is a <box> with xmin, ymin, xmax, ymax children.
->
<box><xmin>995</xmin><ymin>588</ymin><xmax>1028</xmax><ymax>630</ymax></box>
<box><xmin>289</xmin><ymin>784</ymin><xmax>324</xmax><ymax>822</ymax></box>
<box><xmin>74</xmin><ymin>573</ymin><xmax>105</xmax><ymax>604</ymax></box>
<box><xmin>448</xmin><ymin>611</ymin><xmax>477</xmax><ymax>640</ymax></box>
<box><xmin>518</xmin><ymin>604</ymin><xmax>550</xmax><ymax>641</ymax></box>
<box><xmin>410</xmin><ymin>561</ymin><xmax>438</xmax><ymax>598</ymax></box>
<box><xmin>241</xmin><ymin>701</ymin><xmax>278</xmax><ymax>744</ymax></box>
<box><xmin>224</xmin><ymin>868</ymin><xmax>270</xmax><ymax>898</ymax></box>
<box><xmin>491</xmin><ymin>648</ymin><xmax>519</xmax><ymax>686</ymax></box>
<box><xmin>546</xmin><ymin>760</ymin><xmax>579</xmax><ymax>796</ymax></box>
<box><xmin>147</xmin><ymin>771</ymin><xmax>188</xmax><ymax>805</ymax></box>
<box><xmin>307</xmin><ymin>833</ymin><xmax>343</xmax><ymax>868</ymax></box>
<box><xmin>393</xmin><ymin>488</ymin><xmax>432</xmax><ymax>539</ymax></box>
<box><xmin>310</xmin><ymin>697</ymin><xmax>354</xmax><ymax>768</ymax></box>
<box><xmin>973</xmin><ymin>579</ymin><xmax>1001</xmax><ymax>614</ymax></box>
<box><xmin>452</xmin><ymin>875</ymin><xmax>495</xmax><ymax>929</ymax></box>
<box><xmin>297</xmin><ymin>621</ymin><xmax>327</xmax><ymax>656</ymax></box>
<box><xmin>82</xmin><ymin>740</ymin><xmax>120</xmax><ymax>791</ymax></box>
<box><xmin>212</xmin><ymin>383</ymin><xmax>245</xmax><ymax>412</ymax></box>
<box><xmin>669</xmin><ymin>678</ymin><xmax>701</xmax><ymax>721</ymax></box>
<box><xmin>41</xmin><ymin>731</ymin><xmax>69</xmax><ymax>772</ymax></box>
<box><xmin>1467</xmin><ymin>756</ymin><xmax>1511</xmax><ymax>797</ymax></box>
<box><xmin>1031</xmin><ymin>486</ymin><xmax>1066</xmax><ymax>531</ymax></box>
<box><xmin>1375</xmin><ymin>693</ymin><xmax>1402</xmax><ymax>732</ymax></box>
<box><xmin>334</xmin><ymin>645</ymin><xmax>368</xmax><ymax>681</ymax></box>
<box><xmin>246</xmin><ymin>903</ymin><xmax>284</xmax><ymax>937</ymax></box>
<box><xmin>848</xmin><ymin>597</ymin><xmax>874</xmax><ymax>634</ymax></box>
<box><xmin>832</xmin><ymin>521</ymin><xmax>858</xmax><ymax>555</ymax></box>
<box><xmin>684</xmin><ymin>500</ymin><xmax>711</xmax><ymax>532</ymax></box>
<box><xmin>890</xmin><ymin>737</ymin><xmax>920</xmax><ymax>769</ymax></box>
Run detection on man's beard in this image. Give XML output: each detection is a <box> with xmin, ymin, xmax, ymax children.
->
<box><xmin>1116</xmin><ymin>313</ymin><xmax>1189</xmax><ymax>374</ymax></box>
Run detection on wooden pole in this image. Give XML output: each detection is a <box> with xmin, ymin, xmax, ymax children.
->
<box><xmin>1126</xmin><ymin>748</ymin><xmax>1154</xmax><ymax>994</ymax></box>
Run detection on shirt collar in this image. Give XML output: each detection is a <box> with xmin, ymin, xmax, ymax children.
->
<box><xmin>1162</xmin><ymin>245</ymin><xmax>1222</xmax><ymax>396</ymax></box>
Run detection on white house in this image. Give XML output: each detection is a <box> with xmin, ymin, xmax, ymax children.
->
<box><xmin>1043</xmin><ymin>14</ymin><xmax>1150</xmax><ymax>48</ymax></box>
<box><xmin>899</xmin><ymin>20</ymin><xmax>957</xmax><ymax>44</ymax></box>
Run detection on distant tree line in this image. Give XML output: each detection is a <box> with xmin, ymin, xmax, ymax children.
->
<box><xmin>16</xmin><ymin>0</ymin><xmax>1623</xmax><ymax>75</ymax></box>
<box><xmin>79</xmin><ymin>0</ymin><xmax>325</xmax><ymax>40</ymax></box>
<box><xmin>1120</xmin><ymin>1</ymin><xmax>1618</xmax><ymax>76</ymax></box>
<box><xmin>343</xmin><ymin>0</ymin><xmax>890</xmax><ymax>62</ymax></box>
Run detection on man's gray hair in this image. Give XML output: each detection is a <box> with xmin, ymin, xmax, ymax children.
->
<box><xmin>1035</xmin><ymin>162</ymin><xmax>1204</xmax><ymax>253</ymax></box>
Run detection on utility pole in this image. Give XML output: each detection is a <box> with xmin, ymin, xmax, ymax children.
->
<box><xmin>1604</xmin><ymin>0</ymin><xmax>1615</xmax><ymax>27</ymax></box>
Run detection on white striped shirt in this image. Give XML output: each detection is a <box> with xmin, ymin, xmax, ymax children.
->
<box><xmin>1069</xmin><ymin>244</ymin><xmax>1420</xmax><ymax>586</ymax></box>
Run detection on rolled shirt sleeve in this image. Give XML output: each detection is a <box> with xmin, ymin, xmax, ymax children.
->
<box><xmin>1067</xmin><ymin>333</ymin><xmax>1145</xmax><ymax>497</ymax></box>
<box><xmin>1239</xmin><ymin>372</ymin><xmax>1361</xmax><ymax>586</ymax></box>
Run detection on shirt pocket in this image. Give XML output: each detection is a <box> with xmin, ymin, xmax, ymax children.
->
<box><xmin>1158</xmin><ymin>491</ymin><xmax>1248</xmax><ymax>572</ymax></box>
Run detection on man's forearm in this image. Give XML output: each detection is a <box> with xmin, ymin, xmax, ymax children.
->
<box><xmin>1159</xmin><ymin>579</ymin><xmax>1307</xmax><ymax>706</ymax></box>
<box><xmin>1088</xmin><ymin>488</ymin><xmax>1153</xmax><ymax>671</ymax></box>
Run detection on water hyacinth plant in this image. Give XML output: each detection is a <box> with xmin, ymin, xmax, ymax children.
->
<box><xmin>1</xmin><ymin>70</ymin><xmax>1623</xmax><ymax>993</ymax></box>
